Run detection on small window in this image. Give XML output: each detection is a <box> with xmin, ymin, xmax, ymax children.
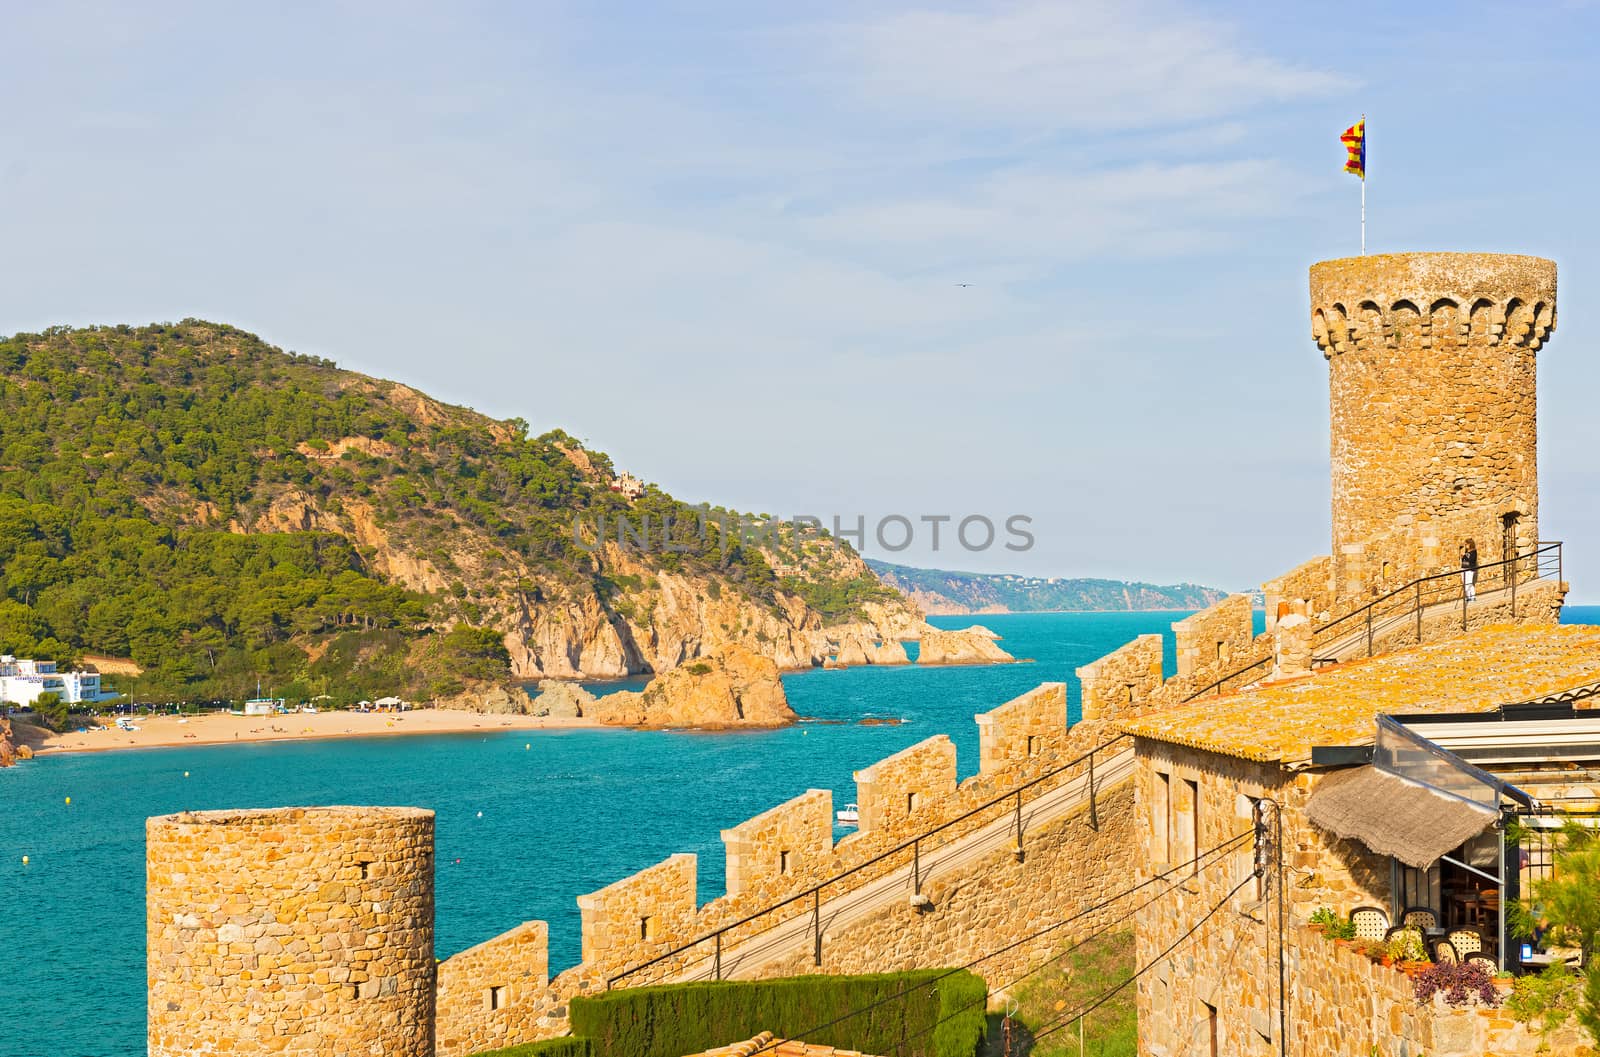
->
<box><xmin>1125</xmin><ymin>684</ymin><xmax>1136</xmax><ymax>704</ymax></box>
<box><xmin>358</xmin><ymin>860</ymin><xmax>373</xmax><ymax>880</ymax></box>
<box><xmin>1153</xmin><ymin>771</ymin><xmax>1171</xmax><ymax>864</ymax></box>
<box><xmin>346</xmin><ymin>984</ymin><xmax>360</xmax><ymax>1001</ymax></box>
<box><xmin>779</xmin><ymin>850</ymin><xmax>792</xmax><ymax>875</ymax></box>
<box><xmin>1185</xmin><ymin>778</ymin><xmax>1201</xmax><ymax>871</ymax></box>
<box><xmin>1215</xmin><ymin>641</ymin><xmax>1227</xmax><ymax>664</ymax></box>
<box><xmin>640</xmin><ymin>916</ymin><xmax>656</xmax><ymax>941</ymax></box>
<box><xmin>1026</xmin><ymin>735</ymin><xmax>1040</xmax><ymax>757</ymax></box>
<box><xmin>906</xmin><ymin>791</ymin><xmax>919</xmax><ymax>814</ymax></box>
<box><xmin>488</xmin><ymin>985</ymin><xmax>507</xmax><ymax>1011</ymax></box>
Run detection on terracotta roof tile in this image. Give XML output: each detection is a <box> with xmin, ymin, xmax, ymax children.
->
<box><xmin>1121</xmin><ymin>624</ymin><xmax>1600</xmax><ymax>764</ymax></box>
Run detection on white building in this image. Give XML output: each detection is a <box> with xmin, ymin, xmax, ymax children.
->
<box><xmin>0</xmin><ymin>656</ymin><xmax>117</xmax><ymax>706</ymax></box>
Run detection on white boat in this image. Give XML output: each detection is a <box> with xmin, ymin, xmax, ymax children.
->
<box><xmin>836</xmin><ymin>803</ymin><xmax>859</xmax><ymax>825</ymax></box>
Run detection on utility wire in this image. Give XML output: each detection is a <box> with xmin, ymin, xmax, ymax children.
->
<box><xmin>747</xmin><ymin>829</ymin><xmax>1253</xmax><ymax>1057</ymax></box>
<box><xmin>1031</xmin><ymin>872</ymin><xmax>1256</xmax><ymax>1042</ymax></box>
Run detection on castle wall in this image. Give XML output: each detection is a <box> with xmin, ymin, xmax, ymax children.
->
<box><xmin>436</xmin><ymin>922</ymin><xmax>557</xmax><ymax>1057</ymax></box>
<box><xmin>760</xmin><ymin>781</ymin><xmax>1136</xmax><ymax>984</ymax></box>
<box><xmin>1172</xmin><ymin>595</ymin><xmax>1254</xmax><ymax>682</ymax></box>
<box><xmin>146</xmin><ymin>806</ymin><xmax>435</xmax><ymax>1057</ymax></box>
<box><xmin>577</xmin><ymin>853</ymin><xmax>697</xmax><ymax>966</ymax></box>
<box><xmin>851</xmin><ymin>734</ymin><xmax>957</xmax><ymax>835</ymax></box>
<box><xmin>721</xmin><ymin>789</ymin><xmax>834</xmax><ymax>900</ymax></box>
<box><xmin>1310</xmin><ymin>253</ymin><xmax>1555</xmax><ymax>594</ymax></box>
<box><xmin>1262</xmin><ymin>555</ymin><xmax>1335</xmax><ymax>632</ymax></box>
<box><xmin>974</xmin><ymin>682</ymin><xmax>1067</xmax><ymax>775</ymax></box>
<box><xmin>1077</xmin><ymin>634</ymin><xmax>1164</xmax><ymax>721</ymax></box>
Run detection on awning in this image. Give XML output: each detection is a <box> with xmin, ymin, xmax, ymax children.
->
<box><xmin>1305</xmin><ymin>766</ymin><xmax>1497</xmax><ymax>869</ymax></box>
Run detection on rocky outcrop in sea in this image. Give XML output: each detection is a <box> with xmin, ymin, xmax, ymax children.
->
<box><xmin>916</xmin><ymin>627</ymin><xmax>1017</xmax><ymax>666</ymax></box>
<box><xmin>585</xmin><ymin>645</ymin><xmax>795</xmax><ymax>729</ymax></box>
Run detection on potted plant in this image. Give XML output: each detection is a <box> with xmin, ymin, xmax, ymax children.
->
<box><xmin>1413</xmin><ymin>960</ymin><xmax>1500</xmax><ymax>1008</ymax></box>
<box><xmin>1386</xmin><ymin>929</ymin><xmax>1427</xmax><ymax>974</ymax></box>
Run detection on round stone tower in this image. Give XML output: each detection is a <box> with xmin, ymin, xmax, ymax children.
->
<box><xmin>1309</xmin><ymin>252</ymin><xmax>1555</xmax><ymax>595</ymax></box>
<box><xmin>147</xmin><ymin>806</ymin><xmax>435</xmax><ymax>1057</ymax></box>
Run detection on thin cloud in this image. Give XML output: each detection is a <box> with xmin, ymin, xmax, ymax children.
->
<box><xmin>818</xmin><ymin>0</ymin><xmax>1349</xmax><ymax>130</ymax></box>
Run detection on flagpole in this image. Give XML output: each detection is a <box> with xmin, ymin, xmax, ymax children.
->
<box><xmin>1360</xmin><ymin>113</ymin><xmax>1366</xmax><ymax>255</ymax></box>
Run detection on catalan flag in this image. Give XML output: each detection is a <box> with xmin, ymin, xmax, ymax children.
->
<box><xmin>1341</xmin><ymin>118</ymin><xmax>1365</xmax><ymax>179</ymax></box>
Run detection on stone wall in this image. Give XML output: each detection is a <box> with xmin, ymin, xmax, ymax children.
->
<box><xmin>761</xmin><ymin>781</ymin><xmax>1136</xmax><ymax>985</ymax></box>
<box><xmin>146</xmin><ymin>806</ymin><xmax>435</xmax><ymax>1057</ymax></box>
<box><xmin>721</xmin><ymin>789</ymin><xmax>834</xmax><ymax>901</ymax></box>
<box><xmin>1172</xmin><ymin>595</ymin><xmax>1254</xmax><ymax>683</ymax></box>
<box><xmin>1286</xmin><ymin>925</ymin><xmax>1595</xmax><ymax>1057</ymax></box>
<box><xmin>1310</xmin><ymin>253</ymin><xmax>1553</xmax><ymax>593</ymax></box>
<box><xmin>851</xmin><ymin>735</ymin><xmax>958</xmax><ymax>835</ymax></box>
<box><xmin>1263</xmin><ymin>555</ymin><xmax>1335</xmax><ymax>633</ymax></box>
<box><xmin>435</xmin><ymin>922</ymin><xmax>557</xmax><ymax>1057</ymax></box>
<box><xmin>1078</xmin><ymin>635</ymin><xmax>1164</xmax><ymax>721</ymax></box>
<box><xmin>974</xmin><ymin>682</ymin><xmax>1067</xmax><ymax>775</ymax></box>
<box><xmin>577</xmin><ymin>853</ymin><xmax>698</xmax><ymax>966</ymax></box>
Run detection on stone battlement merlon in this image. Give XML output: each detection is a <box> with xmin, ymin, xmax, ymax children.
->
<box><xmin>1310</xmin><ymin>252</ymin><xmax>1556</xmax><ymax>357</ymax></box>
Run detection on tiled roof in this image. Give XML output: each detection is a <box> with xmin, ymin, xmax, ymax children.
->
<box><xmin>1121</xmin><ymin>624</ymin><xmax>1600</xmax><ymax>764</ymax></box>
<box><xmin>680</xmin><ymin>1031</ymin><xmax>883</xmax><ymax>1057</ymax></box>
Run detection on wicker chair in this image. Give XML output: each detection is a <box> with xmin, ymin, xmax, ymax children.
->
<box><xmin>1432</xmin><ymin>939</ymin><xmax>1460</xmax><ymax>963</ymax></box>
<box><xmin>1446</xmin><ymin>927</ymin><xmax>1485</xmax><ymax>957</ymax></box>
<box><xmin>1402</xmin><ymin>906</ymin><xmax>1440</xmax><ymax>931</ymax></box>
<box><xmin>1464</xmin><ymin>951</ymin><xmax>1497</xmax><ymax>971</ymax></box>
<box><xmin>1350</xmin><ymin>906</ymin><xmax>1390</xmax><ymax>942</ymax></box>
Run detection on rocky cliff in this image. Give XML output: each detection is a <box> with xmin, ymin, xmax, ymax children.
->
<box><xmin>585</xmin><ymin>645</ymin><xmax>795</xmax><ymax>728</ymax></box>
<box><xmin>917</xmin><ymin>627</ymin><xmax>1017</xmax><ymax>666</ymax></box>
<box><xmin>0</xmin><ymin>715</ymin><xmax>34</xmax><ymax>767</ymax></box>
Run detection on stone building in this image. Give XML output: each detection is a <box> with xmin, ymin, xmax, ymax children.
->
<box><xmin>1123</xmin><ymin>625</ymin><xmax>1600</xmax><ymax>1057</ymax></box>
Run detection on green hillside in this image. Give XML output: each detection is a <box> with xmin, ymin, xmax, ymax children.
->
<box><xmin>865</xmin><ymin>559</ymin><xmax>1232</xmax><ymax>613</ymax></box>
<box><xmin>0</xmin><ymin>321</ymin><xmax>904</xmax><ymax>704</ymax></box>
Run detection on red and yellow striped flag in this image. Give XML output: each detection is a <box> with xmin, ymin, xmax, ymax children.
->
<box><xmin>1341</xmin><ymin>118</ymin><xmax>1365</xmax><ymax>178</ymax></box>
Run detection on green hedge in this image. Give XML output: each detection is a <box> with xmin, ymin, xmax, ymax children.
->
<box><xmin>471</xmin><ymin>1038</ymin><xmax>591</xmax><ymax>1057</ymax></box>
<box><xmin>567</xmin><ymin>969</ymin><xmax>987</xmax><ymax>1057</ymax></box>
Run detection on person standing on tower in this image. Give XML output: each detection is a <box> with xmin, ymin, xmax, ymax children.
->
<box><xmin>1461</xmin><ymin>539</ymin><xmax>1479</xmax><ymax>601</ymax></box>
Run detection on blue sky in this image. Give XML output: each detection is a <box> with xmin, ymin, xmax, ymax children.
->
<box><xmin>3</xmin><ymin>1</ymin><xmax>1597</xmax><ymax>597</ymax></box>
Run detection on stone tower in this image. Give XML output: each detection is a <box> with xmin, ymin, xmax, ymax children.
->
<box><xmin>147</xmin><ymin>806</ymin><xmax>436</xmax><ymax>1057</ymax></box>
<box><xmin>1309</xmin><ymin>252</ymin><xmax>1555</xmax><ymax>595</ymax></box>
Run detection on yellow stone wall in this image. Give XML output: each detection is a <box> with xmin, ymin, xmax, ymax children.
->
<box><xmin>851</xmin><ymin>734</ymin><xmax>957</xmax><ymax>835</ymax></box>
<box><xmin>435</xmin><ymin>922</ymin><xmax>554</xmax><ymax>1057</ymax></box>
<box><xmin>974</xmin><ymin>681</ymin><xmax>1067</xmax><ymax>775</ymax></box>
<box><xmin>145</xmin><ymin>806</ymin><xmax>435</xmax><ymax>1057</ymax></box>
<box><xmin>576</xmin><ymin>852</ymin><xmax>697</xmax><ymax>966</ymax></box>
<box><xmin>1171</xmin><ymin>594</ymin><xmax>1255</xmax><ymax>682</ymax></box>
<box><xmin>1310</xmin><ymin>252</ymin><xmax>1555</xmax><ymax>594</ymax></box>
<box><xmin>720</xmin><ymin>788</ymin><xmax>834</xmax><ymax>900</ymax></box>
<box><xmin>1077</xmin><ymin>634</ymin><xmax>1164</xmax><ymax>721</ymax></box>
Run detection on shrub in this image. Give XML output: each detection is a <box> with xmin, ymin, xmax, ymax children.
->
<box><xmin>29</xmin><ymin>691</ymin><xmax>71</xmax><ymax>732</ymax></box>
<box><xmin>1310</xmin><ymin>907</ymin><xmax>1356</xmax><ymax>941</ymax></box>
<box><xmin>1506</xmin><ymin>963</ymin><xmax>1583</xmax><ymax>1035</ymax></box>
<box><xmin>1385</xmin><ymin>928</ymin><xmax>1426</xmax><ymax>964</ymax></box>
<box><xmin>1413</xmin><ymin>961</ymin><xmax>1499</xmax><ymax>1008</ymax></box>
<box><xmin>568</xmin><ymin>969</ymin><xmax>987</xmax><ymax>1057</ymax></box>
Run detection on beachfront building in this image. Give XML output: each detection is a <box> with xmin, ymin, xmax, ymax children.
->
<box><xmin>0</xmin><ymin>655</ymin><xmax>116</xmax><ymax>706</ymax></box>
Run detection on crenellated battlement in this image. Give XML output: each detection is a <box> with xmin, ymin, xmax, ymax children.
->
<box><xmin>1310</xmin><ymin>252</ymin><xmax>1556</xmax><ymax>356</ymax></box>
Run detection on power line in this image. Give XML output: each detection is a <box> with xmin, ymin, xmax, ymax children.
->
<box><xmin>1031</xmin><ymin>872</ymin><xmax>1256</xmax><ymax>1043</ymax></box>
<box><xmin>747</xmin><ymin>829</ymin><xmax>1253</xmax><ymax>1057</ymax></box>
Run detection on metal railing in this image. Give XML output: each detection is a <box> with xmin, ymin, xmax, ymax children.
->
<box><xmin>1311</xmin><ymin>540</ymin><xmax>1562</xmax><ymax>665</ymax></box>
<box><xmin>1183</xmin><ymin>541</ymin><xmax>1565</xmax><ymax>700</ymax></box>
<box><xmin>605</xmin><ymin>731</ymin><xmax>1133</xmax><ymax>990</ymax></box>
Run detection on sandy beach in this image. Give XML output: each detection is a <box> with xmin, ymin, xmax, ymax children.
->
<box><xmin>14</xmin><ymin>707</ymin><xmax>603</xmax><ymax>757</ymax></box>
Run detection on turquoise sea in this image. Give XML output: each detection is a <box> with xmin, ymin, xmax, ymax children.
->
<box><xmin>3</xmin><ymin>607</ymin><xmax>1596</xmax><ymax>1057</ymax></box>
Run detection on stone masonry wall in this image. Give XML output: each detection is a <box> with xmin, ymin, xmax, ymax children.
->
<box><xmin>577</xmin><ymin>853</ymin><xmax>697</xmax><ymax>966</ymax></box>
<box><xmin>852</xmin><ymin>734</ymin><xmax>958</xmax><ymax>835</ymax></box>
<box><xmin>146</xmin><ymin>806</ymin><xmax>435</xmax><ymax>1057</ymax></box>
<box><xmin>721</xmin><ymin>789</ymin><xmax>834</xmax><ymax>901</ymax></box>
<box><xmin>974</xmin><ymin>682</ymin><xmax>1067</xmax><ymax>775</ymax></box>
<box><xmin>435</xmin><ymin>922</ymin><xmax>555</xmax><ymax>1057</ymax></box>
<box><xmin>430</xmin><ymin>709</ymin><xmax>1128</xmax><ymax>1056</ymax></box>
<box><xmin>1287</xmin><ymin>924</ymin><xmax>1595</xmax><ymax>1057</ymax></box>
<box><xmin>1078</xmin><ymin>635</ymin><xmax>1164</xmax><ymax>721</ymax></box>
<box><xmin>1132</xmin><ymin>743</ymin><xmax>1392</xmax><ymax>1057</ymax></box>
<box><xmin>1263</xmin><ymin>555</ymin><xmax>1336</xmax><ymax>633</ymax></box>
<box><xmin>1310</xmin><ymin>253</ymin><xmax>1554</xmax><ymax>593</ymax></box>
<box><xmin>761</xmin><ymin>781</ymin><xmax>1136</xmax><ymax>985</ymax></box>
<box><xmin>1172</xmin><ymin>594</ymin><xmax>1254</xmax><ymax>683</ymax></box>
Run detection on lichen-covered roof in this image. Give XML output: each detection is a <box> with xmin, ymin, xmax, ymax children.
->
<box><xmin>1122</xmin><ymin>624</ymin><xmax>1600</xmax><ymax>764</ymax></box>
